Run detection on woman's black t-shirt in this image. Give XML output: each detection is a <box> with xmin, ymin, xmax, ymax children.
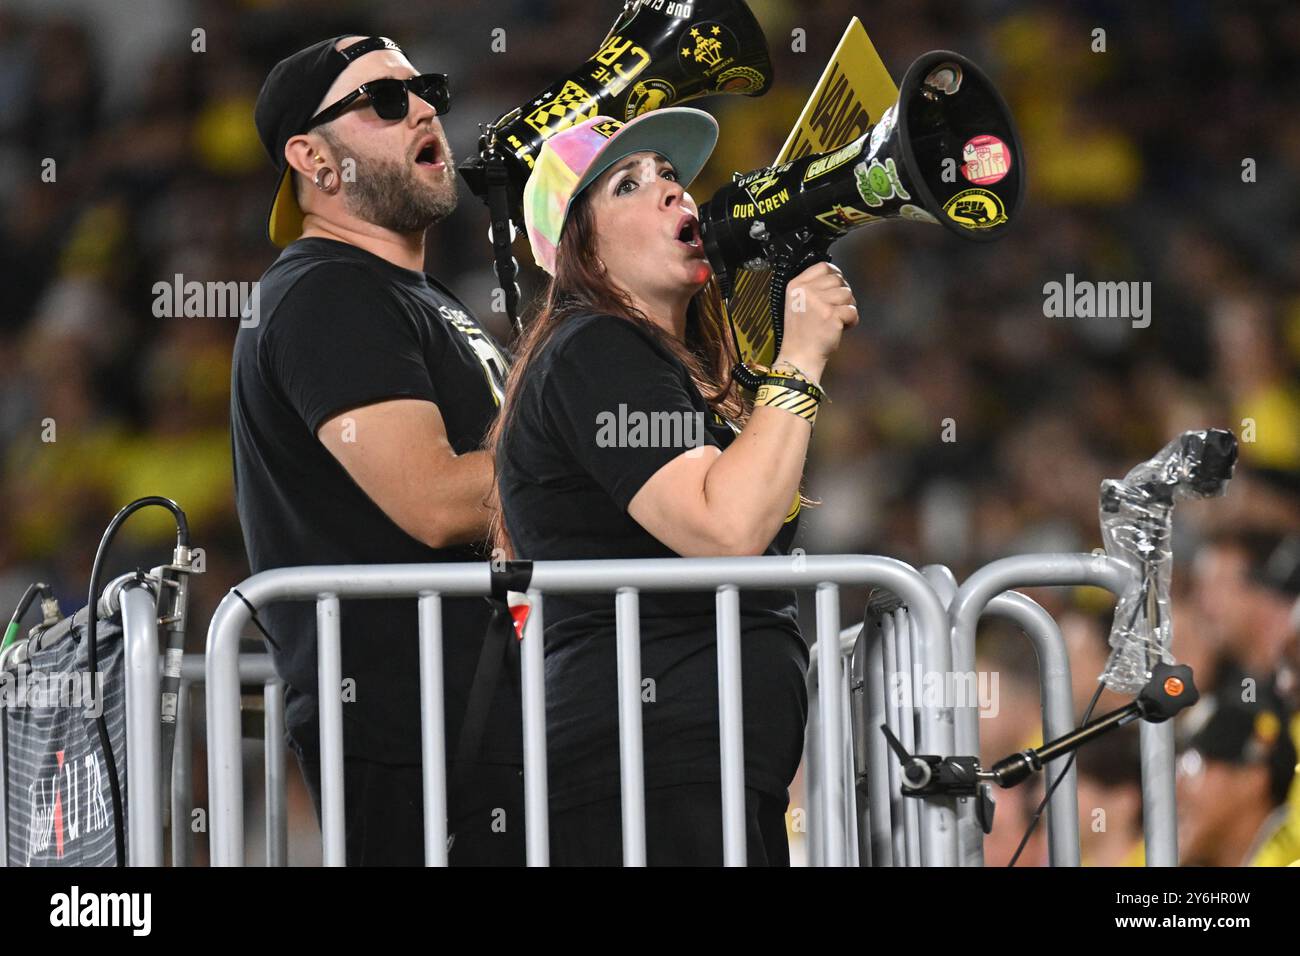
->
<box><xmin>497</xmin><ymin>312</ymin><xmax>808</xmax><ymax>811</ymax></box>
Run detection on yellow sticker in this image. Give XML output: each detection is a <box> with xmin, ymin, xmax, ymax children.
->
<box><xmin>942</xmin><ymin>187</ymin><xmax>1008</xmax><ymax>230</ymax></box>
<box><xmin>524</xmin><ymin>80</ymin><xmax>598</xmax><ymax>137</ymax></box>
<box><xmin>624</xmin><ymin>79</ymin><xmax>676</xmax><ymax>119</ymax></box>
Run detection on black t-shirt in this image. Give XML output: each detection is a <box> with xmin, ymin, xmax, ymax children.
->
<box><xmin>497</xmin><ymin>312</ymin><xmax>808</xmax><ymax>811</ymax></box>
<box><xmin>230</xmin><ymin>237</ymin><xmax>516</xmax><ymax>770</ymax></box>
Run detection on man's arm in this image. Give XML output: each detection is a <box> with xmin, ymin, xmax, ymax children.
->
<box><xmin>317</xmin><ymin>398</ymin><xmax>494</xmax><ymax>549</ymax></box>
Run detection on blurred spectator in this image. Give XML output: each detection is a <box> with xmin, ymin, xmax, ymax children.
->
<box><xmin>1176</xmin><ymin>684</ymin><xmax>1297</xmax><ymax>866</ymax></box>
<box><xmin>1193</xmin><ymin>528</ymin><xmax>1300</xmax><ymax>686</ymax></box>
<box><xmin>982</xmin><ymin>781</ymin><xmax>1049</xmax><ymax>867</ymax></box>
<box><xmin>1074</xmin><ymin>724</ymin><xmax>1144</xmax><ymax>866</ymax></box>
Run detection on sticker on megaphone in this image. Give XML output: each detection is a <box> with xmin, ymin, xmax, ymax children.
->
<box><xmin>695</xmin><ymin>49</ymin><xmax>1026</xmax><ymax>389</ymax></box>
<box><xmin>698</xmin><ymin>49</ymin><xmax>1026</xmax><ymax>292</ymax></box>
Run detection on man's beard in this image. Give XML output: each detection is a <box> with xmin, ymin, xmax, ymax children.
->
<box><xmin>323</xmin><ymin>128</ymin><xmax>459</xmax><ymax>234</ymax></box>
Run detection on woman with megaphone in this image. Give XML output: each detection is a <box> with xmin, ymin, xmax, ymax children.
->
<box><xmin>486</xmin><ymin>107</ymin><xmax>858</xmax><ymax>865</ymax></box>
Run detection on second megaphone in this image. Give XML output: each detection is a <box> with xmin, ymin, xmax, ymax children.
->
<box><xmin>699</xmin><ymin>50</ymin><xmax>1026</xmax><ymax>295</ymax></box>
<box><xmin>460</xmin><ymin>0</ymin><xmax>774</xmax><ymax>210</ymax></box>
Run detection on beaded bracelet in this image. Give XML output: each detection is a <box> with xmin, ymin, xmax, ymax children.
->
<box><xmin>772</xmin><ymin>359</ymin><xmax>819</xmax><ymax>385</ymax></box>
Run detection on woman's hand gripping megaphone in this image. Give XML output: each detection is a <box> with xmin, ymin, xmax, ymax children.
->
<box><xmin>773</xmin><ymin>261</ymin><xmax>859</xmax><ymax>384</ymax></box>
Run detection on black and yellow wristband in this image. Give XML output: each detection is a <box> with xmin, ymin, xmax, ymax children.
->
<box><xmin>755</xmin><ymin>376</ymin><xmax>822</xmax><ymax>425</ymax></box>
<box><xmin>761</xmin><ymin>373</ymin><xmax>826</xmax><ymax>405</ymax></box>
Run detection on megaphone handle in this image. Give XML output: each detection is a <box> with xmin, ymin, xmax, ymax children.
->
<box><xmin>768</xmin><ymin>263</ymin><xmax>790</xmax><ymax>361</ymax></box>
<box><xmin>768</xmin><ymin>244</ymin><xmax>834</xmax><ymax>363</ymax></box>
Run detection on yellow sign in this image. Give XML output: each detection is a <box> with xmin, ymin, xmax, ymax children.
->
<box><xmin>728</xmin><ymin>18</ymin><xmax>899</xmax><ymax>371</ymax></box>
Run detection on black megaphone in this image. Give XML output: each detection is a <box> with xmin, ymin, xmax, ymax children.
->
<box><xmin>697</xmin><ymin>50</ymin><xmax>1025</xmax><ymax>388</ymax></box>
<box><xmin>459</xmin><ymin>0</ymin><xmax>775</xmax><ymax>331</ymax></box>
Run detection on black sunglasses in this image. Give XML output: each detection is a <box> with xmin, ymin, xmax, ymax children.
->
<box><xmin>306</xmin><ymin>73</ymin><xmax>450</xmax><ymax>129</ymax></box>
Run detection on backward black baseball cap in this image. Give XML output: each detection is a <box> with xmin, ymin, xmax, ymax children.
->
<box><xmin>254</xmin><ymin>35</ymin><xmax>406</xmax><ymax>247</ymax></box>
<box><xmin>1183</xmin><ymin>685</ymin><xmax>1297</xmax><ymax>803</ymax></box>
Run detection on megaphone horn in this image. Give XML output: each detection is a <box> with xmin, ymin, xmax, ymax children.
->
<box><xmin>459</xmin><ymin>0</ymin><xmax>775</xmax><ymax>332</ymax></box>
<box><xmin>696</xmin><ymin>50</ymin><xmax>1026</xmax><ymax>387</ymax></box>
<box><xmin>461</xmin><ymin>0</ymin><xmax>773</xmax><ymax>205</ymax></box>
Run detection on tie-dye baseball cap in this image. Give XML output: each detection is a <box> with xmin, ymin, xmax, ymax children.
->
<box><xmin>521</xmin><ymin>107</ymin><xmax>719</xmax><ymax>276</ymax></box>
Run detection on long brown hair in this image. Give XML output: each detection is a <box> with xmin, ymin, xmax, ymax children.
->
<box><xmin>483</xmin><ymin>188</ymin><xmax>751</xmax><ymax>557</ymax></box>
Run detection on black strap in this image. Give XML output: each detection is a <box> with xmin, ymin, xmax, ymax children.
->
<box><xmin>336</xmin><ymin>36</ymin><xmax>404</xmax><ymax>63</ymax></box>
<box><xmin>730</xmin><ymin>234</ymin><xmax>835</xmax><ymax>392</ymax></box>
<box><xmin>485</xmin><ymin>152</ymin><xmax>523</xmax><ymax>335</ymax></box>
<box><xmin>233</xmin><ymin>588</ymin><xmax>280</xmax><ymax>651</ymax></box>
<box><xmin>451</xmin><ymin>561</ymin><xmax>533</xmax><ymax>801</ymax></box>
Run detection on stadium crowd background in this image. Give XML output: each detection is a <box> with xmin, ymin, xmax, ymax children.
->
<box><xmin>0</xmin><ymin>0</ymin><xmax>1297</xmax><ymax>865</ymax></box>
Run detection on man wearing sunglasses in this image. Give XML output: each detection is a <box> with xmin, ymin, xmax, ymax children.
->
<box><xmin>232</xmin><ymin>35</ymin><xmax>521</xmax><ymax>865</ymax></box>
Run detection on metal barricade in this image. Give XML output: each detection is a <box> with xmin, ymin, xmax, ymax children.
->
<box><xmin>171</xmin><ymin>654</ymin><xmax>285</xmax><ymax>867</ymax></box>
<box><xmin>805</xmin><ymin>621</ymin><xmax>863</xmax><ymax>866</ymax></box>
<box><xmin>946</xmin><ymin>553</ymin><xmax>1176</xmax><ymax>866</ymax></box>
<box><xmin>4</xmin><ymin>549</ymin><xmax>1179</xmax><ymax>867</ymax></box>
<box><xmin>204</xmin><ymin>555</ymin><xmax>953</xmax><ymax>867</ymax></box>
<box><xmin>853</xmin><ymin>553</ymin><xmax>1178</xmax><ymax>867</ymax></box>
<box><xmin>923</xmin><ymin>563</ymin><xmax>1081</xmax><ymax>867</ymax></box>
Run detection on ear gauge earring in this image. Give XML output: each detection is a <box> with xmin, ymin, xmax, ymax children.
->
<box><xmin>314</xmin><ymin>166</ymin><xmax>338</xmax><ymax>192</ymax></box>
